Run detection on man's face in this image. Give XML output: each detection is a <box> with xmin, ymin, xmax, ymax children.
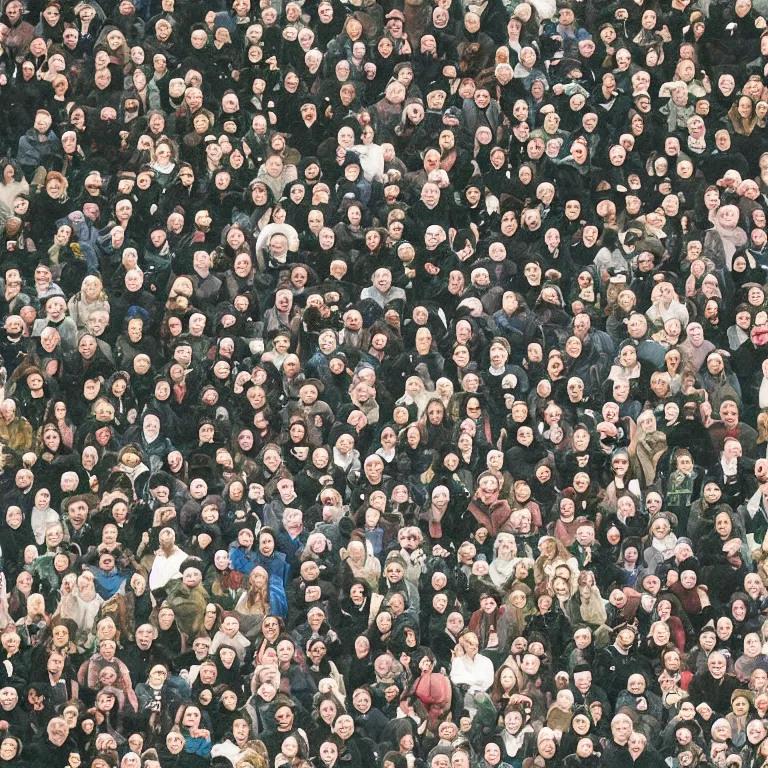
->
<box><xmin>374</xmin><ymin>270</ymin><xmax>392</xmax><ymax>292</ymax></box>
<box><xmin>4</xmin><ymin>315</ymin><xmax>22</xmax><ymax>337</ymax></box>
<box><xmin>174</xmin><ymin>345</ymin><xmax>192</xmax><ymax>366</ymax></box>
<box><xmin>68</xmin><ymin>500</ymin><xmax>88</xmax><ymax>526</ymax></box>
<box><xmin>135</xmin><ymin>625</ymin><xmax>154</xmax><ymax>649</ymax></box>
<box><xmin>48</xmin><ymin>719</ymin><xmax>69</xmax><ymax>746</ymax></box>
<box><xmin>573</xmin><ymin>671</ymin><xmax>591</xmax><ymax>693</ymax></box>
<box><xmin>318</xmin><ymin>331</ymin><xmax>336</xmax><ymax>354</ymax></box>
<box><xmin>345</xmin><ymin>311</ymin><xmax>362</xmax><ymax>331</ymax></box>
<box><xmin>184</xmin><ymin>88</ymin><xmax>203</xmax><ymax>111</ymax></box>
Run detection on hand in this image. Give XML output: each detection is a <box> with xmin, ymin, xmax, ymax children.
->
<box><xmin>723</xmin><ymin>538</ymin><xmax>742</xmax><ymax>556</ymax></box>
<box><xmin>615</xmin><ymin>8</ymin><xmax>628</xmax><ymax>19</ymax></box>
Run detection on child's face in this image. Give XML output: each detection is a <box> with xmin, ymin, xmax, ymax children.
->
<box><xmin>576</xmin><ymin>739</ymin><xmax>593</xmax><ymax>758</ymax></box>
<box><xmin>556</xmin><ymin>690</ymin><xmax>573</xmax><ymax>709</ymax></box>
<box><xmin>677</xmin><ymin>455</ymin><xmax>693</xmax><ymax>473</ymax></box>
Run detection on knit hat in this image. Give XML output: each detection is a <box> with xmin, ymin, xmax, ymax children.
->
<box><xmin>179</xmin><ymin>557</ymin><xmax>204</xmax><ymax>574</ymax></box>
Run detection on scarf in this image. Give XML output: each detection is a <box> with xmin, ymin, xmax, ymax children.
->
<box><xmin>426</xmin><ymin>503</ymin><xmax>445</xmax><ymax>541</ymax></box>
<box><xmin>715</xmin><ymin>222</ymin><xmax>748</xmax><ymax>269</ymax></box>
<box><xmin>728</xmin><ymin>102</ymin><xmax>758</xmax><ymax>136</ymax></box>
<box><xmin>31</xmin><ymin>506</ymin><xmax>58</xmax><ymax>545</ymax></box>
<box><xmin>502</xmin><ymin>725</ymin><xmax>533</xmax><ymax>756</ymax></box>
<box><xmin>489</xmin><ymin>555</ymin><xmax>518</xmax><ymax>589</ymax></box>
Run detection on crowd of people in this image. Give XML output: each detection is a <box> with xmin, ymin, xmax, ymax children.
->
<box><xmin>4</xmin><ymin>0</ymin><xmax>768</xmax><ymax>765</ymax></box>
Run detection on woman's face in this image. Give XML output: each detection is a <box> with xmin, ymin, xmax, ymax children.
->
<box><xmin>0</xmin><ymin>740</ymin><xmax>17</xmax><ymax>761</ymax></box>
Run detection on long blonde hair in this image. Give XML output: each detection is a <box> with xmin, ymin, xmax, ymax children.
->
<box><xmin>244</xmin><ymin>566</ymin><xmax>269</xmax><ymax>612</ymax></box>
